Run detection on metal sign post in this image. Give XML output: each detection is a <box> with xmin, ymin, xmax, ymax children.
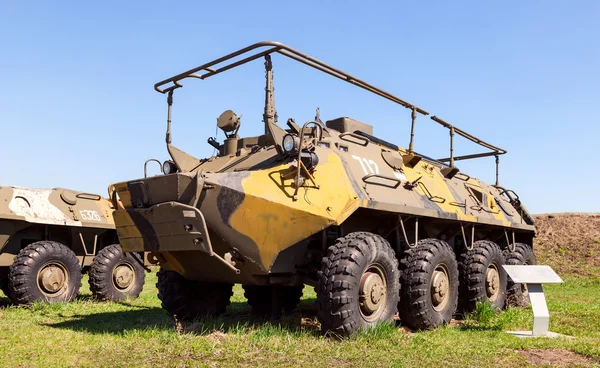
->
<box><xmin>503</xmin><ymin>265</ymin><xmax>564</xmax><ymax>338</ymax></box>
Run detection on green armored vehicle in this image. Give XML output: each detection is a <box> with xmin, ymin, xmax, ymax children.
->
<box><xmin>0</xmin><ymin>185</ymin><xmax>146</xmax><ymax>304</ymax></box>
<box><xmin>111</xmin><ymin>41</ymin><xmax>536</xmax><ymax>335</ymax></box>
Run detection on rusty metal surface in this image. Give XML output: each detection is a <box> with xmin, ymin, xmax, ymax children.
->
<box><xmin>110</xmin><ymin>41</ymin><xmax>535</xmax><ymax>284</ymax></box>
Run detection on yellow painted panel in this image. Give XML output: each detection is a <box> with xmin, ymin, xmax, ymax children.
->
<box><xmin>228</xmin><ymin>152</ymin><xmax>359</xmax><ymax>268</ymax></box>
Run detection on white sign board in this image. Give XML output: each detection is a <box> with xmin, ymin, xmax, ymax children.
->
<box><xmin>503</xmin><ymin>265</ymin><xmax>563</xmax><ymax>284</ymax></box>
<box><xmin>502</xmin><ymin>265</ymin><xmax>563</xmax><ymax>337</ymax></box>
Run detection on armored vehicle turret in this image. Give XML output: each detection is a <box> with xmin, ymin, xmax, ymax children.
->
<box><xmin>111</xmin><ymin>41</ymin><xmax>536</xmax><ymax>335</ymax></box>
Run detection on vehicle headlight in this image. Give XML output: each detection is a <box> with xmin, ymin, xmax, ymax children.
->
<box><xmin>282</xmin><ymin>134</ymin><xmax>299</xmax><ymax>154</ymax></box>
<box><xmin>162</xmin><ymin>160</ymin><xmax>178</xmax><ymax>175</ymax></box>
<box><xmin>300</xmin><ymin>151</ymin><xmax>319</xmax><ymax>170</ymax></box>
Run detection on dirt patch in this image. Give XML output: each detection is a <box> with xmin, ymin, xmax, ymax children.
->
<box><xmin>206</xmin><ymin>331</ymin><xmax>227</xmax><ymax>342</ymax></box>
<box><xmin>533</xmin><ymin>213</ymin><xmax>600</xmax><ymax>278</ymax></box>
<box><xmin>519</xmin><ymin>348</ymin><xmax>596</xmax><ymax>367</ymax></box>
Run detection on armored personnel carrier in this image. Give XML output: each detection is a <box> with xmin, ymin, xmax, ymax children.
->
<box><xmin>0</xmin><ymin>186</ymin><xmax>146</xmax><ymax>304</ymax></box>
<box><xmin>111</xmin><ymin>41</ymin><xmax>536</xmax><ymax>335</ymax></box>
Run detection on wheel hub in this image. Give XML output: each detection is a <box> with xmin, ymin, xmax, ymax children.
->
<box><xmin>113</xmin><ymin>263</ymin><xmax>135</xmax><ymax>290</ymax></box>
<box><xmin>359</xmin><ymin>265</ymin><xmax>387</xmax><ymax>321</ymax></box>
<box><xmin>431</xmin><ymin>265</ymin><xmax>450</xmax><ymax>311</ymax></box>
<box><xmin>38</xmin><ymin>264</ymin><xmax>67</xmax><ymax>295</ymax></box>
<box><xmin>486</xmin><ymin>265</ymin><xmax>500</xmax><ymax>301</ymax></box>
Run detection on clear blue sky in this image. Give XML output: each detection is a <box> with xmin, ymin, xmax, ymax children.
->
<box><xmin>1</xmin><ymin>1</ymin><xmax>598</xmax><ymax>214</ymax></box>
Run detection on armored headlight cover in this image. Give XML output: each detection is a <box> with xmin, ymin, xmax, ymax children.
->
<box><xmin>300</xmin><ymin>151</ymin><xmax>319</xmax><ymax>170</ymax></box>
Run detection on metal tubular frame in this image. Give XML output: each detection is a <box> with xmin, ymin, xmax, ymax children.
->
<box><xmin>144</xmin><ymin>159</ymin><xmax>163</xmax><ymax>178</ymax></box>
<box><xmin>293</xmin><ymin>120</ymin><xmax>322</xmax><ymax>200</ymax></box>
<box><xmin>154</xmin><ymin>41</ymin><xmax>428</xmax><ymax>114</ymax></box>
<box><xmin>154</xmin><ymin>41</ymin><xmax>507</xmax><ymax>170</ymax></box>
<box><xmin>431</xmin><ymin>115</ymin><xmax>507</xmax><ymax>163</ymax></box>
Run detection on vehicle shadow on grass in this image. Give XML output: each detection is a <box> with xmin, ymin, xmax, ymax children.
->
<box><xmin>0</xmin><ymin>292</ymin><xmax>110</xmax><ymax>309</ymax></box>
<box><xmin>44</xmin><ymin>299</ymin><xmax>322</xmax><ymax>336</ymax></box>
<box><xmin>0</xmin><ymin>295</ymin><xmax>12</xmax><ymax>308</ymax></box>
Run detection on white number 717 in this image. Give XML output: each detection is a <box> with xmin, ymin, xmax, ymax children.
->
<box><xmin>351</xmin><ymin>155</ymin><xmax>380</xmax><ymax>175</ymax></box>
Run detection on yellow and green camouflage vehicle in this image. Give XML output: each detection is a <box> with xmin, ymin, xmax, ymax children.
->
<box><xmin>110</xmin><ymin>41</ymin><xmax>536</xmax><ymax>335</ymax></box>
<box><xmin>0</xmin><ymin>186</ymin><xmax>146</xmax><ymax>304</ymax></box>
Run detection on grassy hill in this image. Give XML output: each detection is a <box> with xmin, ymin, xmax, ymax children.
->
<box><xmin>533</xmin><ymin>213</ymin><xmax>600</xmax><ymax>279</ymax></box>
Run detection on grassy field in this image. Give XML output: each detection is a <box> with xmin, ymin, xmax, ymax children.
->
<box><xmin>1</xmin><ymin>271</ymin><xmax>599</xmax><ymax>368</ymax></box>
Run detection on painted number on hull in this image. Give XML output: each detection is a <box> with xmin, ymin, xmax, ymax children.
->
<box><xmin>80</xmin><ymin>210</ymin><xmax>102</xmax><ymax>221</ymax></box>
<box><xmin>352</xmin><ymin>155</ymin><xmax>380</xmax><ymax>175</ymax></box>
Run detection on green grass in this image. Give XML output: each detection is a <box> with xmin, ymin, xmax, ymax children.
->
<box><xmin>1</xmin><ymin>275</ymin><xmax>599</xmax><ymax>367</ymax></box>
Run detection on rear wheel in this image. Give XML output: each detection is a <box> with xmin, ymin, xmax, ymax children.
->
<box><xmin>503</xmin><ymin>243</ymin><xmax>536</xmax><ymax>307</ymax></box>
<box><xmin>243</xmin><ymin>285</ymin><xmax>304</xmax><ymax>315</ymax></box>
<box><xmin>89</xmin><ymin>244</ymin><xmax>145</xmax><ymax>301</ymax></box>
<box><xmin>157</xmin><ymin>269</ymin><xmax>233</xmax><ymax>321</ymax></box>
<box><xmin>399</xmin><ymin>238</ymin><xmax>459</xmax><ymax>330</ymax></box>
<box><xmin>458</xmin><ymin>240</ymin><xmax>507</xmax><ymax>312</ymax></box>
<box><xmin>317</xmin><ymin>232</ymin><xmax>400</xmax><ymax>337</ymax></box>
<box><xmin>8</xmin><ymin>241</ymin><xmax>82</xmax><ymax>304</ymax></box>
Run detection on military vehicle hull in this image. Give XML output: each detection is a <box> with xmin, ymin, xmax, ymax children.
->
<box><xmin>111</xmin><ymin>41</ymin><xmax>537</xmax><ymax>335</ymax></box>
<box><xmin>113</xmin><ymin>129</ymin><xmax>534</xmax><ymax>284</ymax></box>
<box><xmin>0</xmin><ymin>186</ymin><xmax>146</xmax><ymax>304</ymax></box>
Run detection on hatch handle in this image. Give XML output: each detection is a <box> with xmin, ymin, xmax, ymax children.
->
<box><xmin>362</xmin><ymin>174</ymin><xmax>402</xmax><ymax>189</ymax></box>
<box><xmin>417</xmin><ymin>182</ymin><xmax>446</xmax><ymax>203</ymax></box>
<box><xmin>339</xmin><ymin>132</ymin><xmax>369</xmax><ymax>147</ymax></box>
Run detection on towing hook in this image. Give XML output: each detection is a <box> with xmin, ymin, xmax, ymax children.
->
<box><xmin>404</xmin><ymin>176</ymin><xmax>423</xmax><ymax>190</ymax></box>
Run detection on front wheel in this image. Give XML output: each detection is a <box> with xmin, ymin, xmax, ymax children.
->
<box><xmin>89</xmin><ymin>244</ymin><xmax>145</xmax><ymax>301</ymax></box>
<box><xmin>317</xmin><ymin>232</ymin><xmax>400</xmax><ymax>337</ymax></box>
<box><xmin>8</xmin><ymin>241</ymin><xmax>82</xmax><ymax>304</ymax></box>
<box><xmin>157</xmin><ymin>269</ymin><xmax>233</xmax><ymax>321</ymax></box>
<box><xmin>399</xmin><ymin>238</ymin><xmax>459</xmax><ymax>330</ymax></box>
<box><xmin>243</xmin><ymin>285</ymin><xmax>304</xmax><ymax>315</ymax></box>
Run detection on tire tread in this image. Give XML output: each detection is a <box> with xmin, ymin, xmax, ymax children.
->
<box><xmin>399</xmin><ymin>238</ymin><xmax>458</xmax><ymax>330</ymax></box>
<box><xmin>8</xmin><ymin>241</ymin><xmax>82</xmax><ymax>305</ymax></box>
<box><xmin>89</xmin><ymin>244</ymin><xmax>146</xmax><ymax>301</ymax></box>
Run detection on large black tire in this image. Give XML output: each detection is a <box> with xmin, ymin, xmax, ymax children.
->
<box><xmin>458</xmin><ymin>240</ymin><xmax>507</xmax><ymax>312</ymax></box>
<box><xmin>317</xmin><ymin>232</ymin><xmax>400</xmax><ymax>337</ymax></box>
<box><xmin>8</xmin><ymin>241</ymin><xmax>82</xmax><ymax>305</ymax></box>
<box><xmin>399</xmin><ymin>238</ymin><xmax>459</xmax><ymax>330</ymax></box>
<box><xmin>157</xmin><ymin>269</ymin><xmax>233</xmax><ymax>321</ymax></box>
<box><xmin>89</xmin><ymin>244</ymin><xmax>145</xmax><ymax>301</ymax></box>
<box><xmin>503</xmin><ymin>243</ymin><xmax>536</xmax><ymax>307</ymax></box>
<box><xmin>243</xmin><ymin>285</ymin><xmax>304</xmax><ymax>314</ymax></box>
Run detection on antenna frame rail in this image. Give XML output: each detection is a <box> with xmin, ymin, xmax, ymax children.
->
<box><xmin>154</xmin><ymin>41</ymin><xmax>507</xmax><ymax>181</ymax></box>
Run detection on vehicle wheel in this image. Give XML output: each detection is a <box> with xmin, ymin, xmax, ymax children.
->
<box><xmin>399</xmin><ymin>238</ymin><xmax>459</xmax><ymax>330</ymax></box>
<box><xmin>458</xmin><ymin>240</ymin><xmax>507</xmax><ymax>312</ymax></box>
<box><xmin>503</xmin><ymin>243</ymin><xmax>536</xmax><ymax>307</ymax></box>
<box><xmin>317</xmin><ymin>232</ymin><xmax>400</xmax><ymax>337</ymax></box>
<box><xmin>89</xmin><ymin>244</ymin><xmax>145</xmax><ymax>301</ymax></box>
<box><xmin>243</xmin><ymin>285</ymin><xmax>304</xmax><ymax>314</ymax></box>
<box><xmin>8</xmin><ymin>241</ymin><xmax>82</xmax><ymax>305</ymax></box>
<box><xmin>157</xmin><ymin>268</ymin><xmax>233</xmax><ymax>321</ymax></box>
